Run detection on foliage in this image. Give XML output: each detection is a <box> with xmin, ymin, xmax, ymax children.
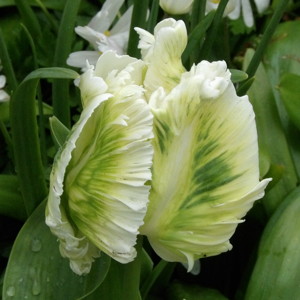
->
<box><xmin>0</xmin><ymin>0</ymin><xmax>299</xmax><ymax>299</ymax></box>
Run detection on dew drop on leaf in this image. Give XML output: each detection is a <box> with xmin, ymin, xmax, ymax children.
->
<box><xmin>6</xmin><ymin>286</ymin><xmax>15</xmax><ymax>297</ymax></box>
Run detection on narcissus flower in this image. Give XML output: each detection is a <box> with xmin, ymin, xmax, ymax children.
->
<box><xmin>206</xmin><ymin>0</ymin><xmax>270</xmax><ymax>27</ymax></box>
<box><xmin>136</xmin><ymin>19</ymin><xmax>271</xmax><ymax>271</ymax></box>
<box><xmin>67</xmin><ymin>0</ymin><xmax>132</xmax><ymax>70</ymax></box>
<box><xmin>46</xmin><ymin>51</ymin><xmax>153</xmax><ymax>275</ymax></box>
<box><xmin>159</xmin><ymin>0</ymin><xmax>194</xmax><ymax>15</ymax></box>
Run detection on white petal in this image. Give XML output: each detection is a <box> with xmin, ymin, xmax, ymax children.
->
<box><xmin>96</xmin><ymin>31</ymin><xmax>129</xmax><ymax>54</ymax></box>
<box><xmin>111</xmin><ymin>6</ymin><xmax>133</xmax><ymax>35</ymax></box>
<box><xmin>241</xmin><ymin>0</ymin><xmax>254</xmax><ymax>27</ymax></box>
<box><xmin>0</xmin><ymin>75</ymin><xmax>6</xmax><ymax>88</ymax></box>
<box><xmin>88</xmin><ymin>0</ymin><xmax>125</xmax><ymax>32</ymax></box>
<box><xmin>75</xmin><ymin>26</ymin><xmax>103</xmax><ymax>50</ymax></box>
<box><xmin>67</xmin><ymin>51</ymin><xmax>100</xmax><ymax>70</ymax></box>
<box><xmin>159</xmin><ymin>0</ymin><xmax>194</xmax><ymax>15</ymax></box>
<box><xmin>254</xmin><ymin>0</ymin><xmax>270</xmax><ymax>14</ymax></box>
<box><xmin>227</xmin><ymin>0</ymin><xmax>241</xmax><ymax>20</ymax></box>
<box><xmin>0</xmin><ymin>90</ymin><xmax>10</xmax><ymax>102</ymax></box>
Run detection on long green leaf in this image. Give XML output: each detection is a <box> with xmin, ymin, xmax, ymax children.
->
<box><xmin>52</xmin><ymin>0</ymin><xmax>81</xmax><ymax>127</ymax></box>
<box><xmin>88</xmin><ymin>238</ymin><xmax>144</xmax><ymax>300</ymax></box>
<box><xmin>10</xmin><ymin>67</ymin><xmax>78</xmax><ymax>216</ymax></box>
<box><xmin>14</xmin><ymin>0</ymin><xmax>42</xmax><ymax>38</ymax></box>
<box><xmin>245</xmin><ymin>187</ymin><xmax>300</xmax><ymax>299</ymax></box>
<box><xmin>2</xmin><ymin>201</ymin><xmax>111</xmax><ymax>300</ymax></box>
<box><xmin>278</xmin><ymin>73</ymin><xmax>300</xmax><ymax>131</ymax></box>
<box><xmin>244</xmin><ymin>49</ymin><xmax>297</xmax><ymax>215</ymax></box>
<box><xmin>127</xmin><ymin>0</ymin><xmax>149</xmax><ymax>58</ymax></box>
<box><xmin>0</xmin><ymin>175</ymin><xmax>26</xmax><ymax>221</ymax></box>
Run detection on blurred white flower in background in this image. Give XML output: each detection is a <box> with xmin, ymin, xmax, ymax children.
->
<box><xmin>159</xmin><ymin>0</ymin><xmax>194</xmax><ymax>15</ymax></box>
<box><xmin>67</xmin><ymin>0</ymin><xmax>133</xmax><ymax>70</ymax></box>
<box><xmin>206</xmin><ymin>0</ymin><xmax>270</xmax><ymax>27</ymax></box>
<box><xmin>0</xmin><ymin>63</ymin><xmax>9</xmax><ymax>103</ymax></box>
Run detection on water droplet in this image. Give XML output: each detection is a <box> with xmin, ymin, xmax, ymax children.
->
<box><xmin>31</xmin><ymin>238</ymin><xmax>42</xmax><ymax>252</ymax></box>
<box><xmin>32</xmin><ymin>279</ymin><xmax>41</xmax><ymax>296</ymax></box>
<box><xmin>6</xmin><ymin>286</ymin><xmax>15</xmax><ymax>297</ymax></box>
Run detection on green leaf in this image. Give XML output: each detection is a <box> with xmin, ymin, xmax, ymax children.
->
<box><xmin>52</xmin><ymin>0</ymin><xmax>81</xmax><ymax>127</ymax></box>
<box><xmin>263</xmin><ymin>20</ymin><xmax>300</xmax><ymax>184</ymax></box>
<box><xmin>278</xmin><ymin>73</ymin><xmax>300</xmax><ymax>130</ymax></box>
<box><xmin>182</xmin><ymin>11</ymin><xmax>215</xmax><ymax>65</ymax></box>
<box><xmin>167</xmin><ymin>281</ymin><xmax>228</xmax><ymax>300</ymax></box>
<box><xmin>127</xmin><ymin>0</ymin><xmax>149</xmax><ymax>58</ymax></box>
<box><xmin>244</xmin><ymin>49</ymin><xmax>297</xmax><ymax>215</ymax></box>
<box><xmin>2</xmin><ymin>201</ymin><xmax>111</xmax><ymax>300</ymax></box>
<box><xmin>10</xmin><ymin>67</ymin><xmax>78</xmax><ymax>216</ymax></box>
<box><xmin>14</xmin><ymin>0</ymin><xmax>42</xmax><ymax>38</ymax></box>
<box><xmin>245</xmin><ymin>186</ymin><xmax>300</xmax><ymax>299</ymax></box>
<box><xmin>87</xmin><ymin>240</ymin><xmax>143</xmax><ymax>300</ymax></box>
<box><xmin>49</xmin><ymin>116</ymin><xmax>71</xmax><ymax>149</ymax></box>
<box><xmin>0</xmin><ymin>175</ymin><xmax>26</xmax><ymax>221</ymax></box>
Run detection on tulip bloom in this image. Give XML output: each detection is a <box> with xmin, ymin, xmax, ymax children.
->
<box><xmin>136</xmin><ymin>19</ymin><xmax>271</xmax><ymax>271</ymax></box>
<box><xmin>46</xmin><ymin>52</ymin><xmax>153</xmax><ymax>275</ymax></box>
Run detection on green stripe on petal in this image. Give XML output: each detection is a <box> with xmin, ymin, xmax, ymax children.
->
<box><xmin>140</xmin><ymin>60</ymin><xmax>271</xmax><ymax>271</ymax></box>
<box><xmin>46</xmin><ymin>95</ymin><xmax>111</xmax><ymax>275</ymax></box>
<box><xmin>65</xmin><ymin>94</ymin><xmax>153</xmax><ymax>263</ymax></box>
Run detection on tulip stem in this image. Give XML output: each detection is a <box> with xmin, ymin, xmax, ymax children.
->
<box><xmin>140</xmin><ymin>259</ymin><xmax>176</xmax><ymax>299</ymax></box>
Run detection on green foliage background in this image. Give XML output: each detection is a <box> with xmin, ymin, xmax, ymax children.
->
<box><xmin>0</xmin><ymin>0</ymin><xmax>300</xmax><ymax>299</ymax></box>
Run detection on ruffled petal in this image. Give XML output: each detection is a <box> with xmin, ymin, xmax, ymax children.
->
<box><xmin>135</xmin><ymin>18</ymin><xmax>187</xmax><ymax>98</ymax></box>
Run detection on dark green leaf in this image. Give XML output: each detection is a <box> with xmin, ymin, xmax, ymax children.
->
<box><xmin>244</xmin><ymin>49</ymin><xmax>297</xmax><ymax>215</ymax></box>
<box><xmin>10</xmin><ymin>67</ymin><xmax>78</xmax><ymax>216</ymax></box>
<box><xmin>2</xmin><ymin>201</ymin><xmax>111</xmax><ymax>300</ymax></box>
<box><xmin>167</xmin><ymin>281</ymin><xmax>228</xmax><ymax>300</ymax></box>
<box><xmin>0</xmin><ymin>175</ymin><xmax>26</xmax><ymax>221</ymax></box>
<box><xmin>245</xmin><ymin>187</ymin><xmax>300</xmax><ymax>299</ymax></box>
<box><xmin>278</xmin><ymin>73</ymin><xmax>300</xmax><ymax>130</ymax></box>
<box><xmin>49</xmin><ymin>116</ymin><xmax>70</xmax><ymax>149</ymax></box>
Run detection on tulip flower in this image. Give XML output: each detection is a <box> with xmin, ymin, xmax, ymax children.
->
<box><xmin>136</xmin><ymin>19</ymin><xmax>271</xmax><ymax>271</ymax></box>
<box><xmin>46</xmin><ymin>51</ymin><xmax>153</xmax><ymax>275</ymax></box>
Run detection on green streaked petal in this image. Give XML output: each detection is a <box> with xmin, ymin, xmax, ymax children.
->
<box><xmin>135</xmin><ymin>18</ymin><xmax>187</xmax><ymax>98</ymax></box>
<box><xmin>66</xmin><ymin>93</ymin><xmax>153</xmax><ymax>264</ymax></box>
<box><xmin>46</xmin><ymin>95</ymin><xmax>111</xmax><ymax>275</ymax></box>
<box><xmin>46</xmin><ymin>51</ymin><xmax>153</xmax><ymax>274</ymax></box>
<box><xmin>140</xmin><ymin>60</ymin><xmax>270</xmax><ymax>271</ymax></box>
